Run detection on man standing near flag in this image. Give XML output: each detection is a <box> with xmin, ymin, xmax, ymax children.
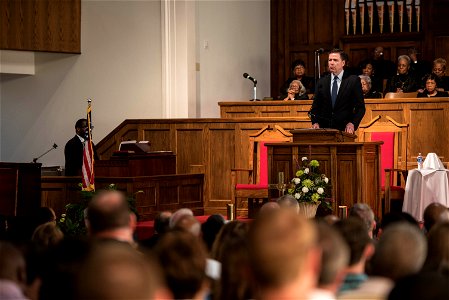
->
<box><xmin>64</xmin><ymin>118</ymin><xmax>90</xmax><ymax>176</ymax></box>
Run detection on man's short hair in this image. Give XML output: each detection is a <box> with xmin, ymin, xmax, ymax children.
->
<box><xmin>75</xmin><ymin>118</ymin><xmax>87</xmax><ymax>129</ymax></box>
<box><xmin>86</xmin><ymin>190</ymin><xmax>131</xmax><ymax>235</ymax></box>
<box><xmin>277</xmin><ymin>194</ymin><xmax>299</xmax><ymax>213</ymax></box>
<box><xmin>349</xmin><ymin>203</ymin><xmax>375</xmax><ymax>233</ymax></box>
<box><xmin>248</xmin><ymin>210</ymin><xmax>317</xmax><ymax>289</ymax></box>
<box><xmin>334</xmin><ymin>217</ymin><xmax>372</xmax><ymax>266</ymax></box>
<box><xmin>315</xmin><ymin>221</ymin><xmax>349</xmax><ymax>286</ymax></box>
<box><xmin>423</xmin><ymin>203</ymin><xmax>449</xmax><ymax>232</ymax></box>
<box><xmin>371</xmin><ymin>222</ymin><xmax>427</xmax><ymax>281</ymax></box>
<box><xmin>154</xmin><ymin>230</ymin><xmax>207</xmax><ymax>299</ymax></box>
<box><xmin>76</xmin><ymin>240</ymin><xmax>161</xmax><ymax>300</ymax></box>
<box><xmin>330</xmin><ymin>48</ymin><xmax>349</xmax><ymax>63</ymax></box>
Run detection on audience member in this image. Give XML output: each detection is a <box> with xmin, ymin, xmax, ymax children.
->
<box><xmin>154</xmin><ymin>230</ymin><xmax>209</xmax><ymax>300</ymax></box>
<box><xmin>259</xmin><ymin>201</ymin><xmax>280</xmax><ymax>214</ymax></box>
<box><xmin>169</xmin><ymin>208</ymin><xmax>194</xmax><ymax>228</ymax></box>
<box><xmin>417</xmin><ymin>74</ymin><xmax>449</xmax><ymax>97</ymax></box>
<box><xmin>276</xmin><ymin>194</ymin><xmax>299</xmax><ymax>214</ymax></box>
<box><xmin>139</xmin><ymin>210</ymin><xmax>172</xmax><ymax>249</ymax></box>
<box><xmin>248</xmin><ymin>209</ymin><xmax>320</xmax><ymax>299</ymax></box>
<box><xmin>211</xmin><ymin>221</ymin><xmax>253</xmax><ymax>300</ymax></box>
<box><xmin>378</xmin><ymin>212</ymin><xmax>420</xmax><ymax>238</ymax></box>
<box><xmin>31</xmin><ymin>222</ymin><xmax>64</xmax><ymax>250</ymax></box>
<box><xmin>281</xmin><ymin>80</ymin><xmax>309</xmax><ymax>100</ymax></box>
<box><xmin>0</xmin><ymin>241</ymin><xmax>28</xmax><ymax>300</ymax></box>
<box><xmin>370</xmin><ymin>223</ymin><xmax>427</xmax><ymax>282</ymax></box>
<box><xmin>422</xmin><ymin>221</ymin><xmax>449</xmax><ymax>275</ymax></box>
<box><xmin>359</xmin><ymin>60</ymin><xmax>383</xmax><ymax>93</ymax></box>
<box><xmin>85</xmin><ymin>190</ymin><xmax>137</xmax><ymax>247</ymax></box>
<box><xmin>201</xmin><ymin>214</ymin><xmax>226</xmax><ymax>252</ymax></box>
<box><xmin>279</xmin><ymin>59</ymin><xmax>315</xmax><ymax>96</ymax></box>
<box><xmin>388</xmin><ymin>271</ymin><xmax>449</xmax><ymax>300</ymax></box>
<box><xmin>359</xmin><ymin>75</ymin><xmax>382</xmax><ymax>99</ymax></box>
<box><xmin>364</xmin><ymin>47</ymin><xmax>396</xmax><ymax>80</ymax></box>
<box><xmin>423</xmin><ymin>202</ymin><xmax>449</xmax><ymax>233</ymax></box>
<box><xmin>173</xmin><ymin>214</ymin><xmax>202</xmax><ymax>237</ymax></box>
<box><xmin>385</xmin><ymin>55</ymin><xmax>419</xmax><ymax>93</ymax></box>
<box><xmin>349</xmin><ymin>203</ymin><xmax>376</xmax><ymax>239</ymax></box>
<box><xmin>407</xmin><ymin>47</ymin><xmax>432</xmax><ymax>82</ymax></box>
<box><xmin>308</xmin><ymin>221</ymin><xmax>349</xmax><ymax>300</ymax></box>
<box><xmin>75</xmin><ymin>239</ymin><xmax>167</xmax><ymax>300</ymax></box>
<box><xmin>432</xmin><ymin>57</ymin><xmax>449</xmax><ymax>91</ymax></box>
<box><xmin>334</xmin><ymin>217</ymin><xmax>374</xmax><ymax>293</ymax></box>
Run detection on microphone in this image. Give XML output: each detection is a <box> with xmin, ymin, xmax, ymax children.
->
<box><xmin>32</xmin><ymin>143</ymin><xmax>59</xmax><ymax>163</ymax></box>
<box><xmin>243</xmin><ymin>73</ymin><xmax>257</xmax><ymax>84</ymax></box>
<box><xmin>315</xmin><ymin>48</ymin><xmax>325</xmax><ymax>54</ymax></box>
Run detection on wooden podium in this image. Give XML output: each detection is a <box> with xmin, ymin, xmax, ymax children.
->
<box><xmin>266</xmin><ymin>129</ymin><xmax>383</xmax><ymax>218</ymax></box>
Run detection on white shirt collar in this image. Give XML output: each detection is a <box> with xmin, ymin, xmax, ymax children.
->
<box><xmin>76</xmin><ymin>134</ymin><xmax>86</xmax><ymax>143</ymax></box>
<box><xmin>332</xmin><ymin>70</ymin><xmax>344</xmax><ymax>81</ymax></box>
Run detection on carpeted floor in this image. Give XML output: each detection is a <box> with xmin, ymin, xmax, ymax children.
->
<box><xmin>135</xmin><ymin>215</ymin><xmax>251</xmax><ymax>240</ymax></box>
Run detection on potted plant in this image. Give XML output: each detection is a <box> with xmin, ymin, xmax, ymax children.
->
<box><xmin>288</xmin><ymin>157</ymin><xmax>332</xmax><ymax>218</ymax></box>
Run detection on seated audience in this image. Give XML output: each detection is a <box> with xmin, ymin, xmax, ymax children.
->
<box><xmin>407</xmin><ymin>47</ymin><xmax>432</xmax><ymax>83</ymax></box>
<box><xmin>248</xmin><ymin>210</ymin><xmax>320</xmax><ymax>299</ymax></box>
<box><xmin>85</xmin><ymin>190</ymin><xmax>137</xmax><ymax>247</ymax></box>
<box><xmin>385</xmin><ymin>55</ymin><xmax>419</xmax><ymax>94</ymax></box>
<box><xmin>423</xmin><ymin>202</ymin><xmax>449</xmax><ymax>233</ymax></box>
<box><xmin>422</xmin><ymin>221</ymin><xmax>449</xmax><ymax>275</ymax></box>
<box><xmin>211</xmin><ymin>221</ymin><xmax>253</xmax><ymax>300</ymax></box>
<box><xmin>169</xmin><ymin>208</ymin><xmax>194</xmax><ymax>228</ymax></box>
<box><xmin>432</xmin><ymin>57</ymin><xmax>449</xmax><ymax>91</ymax></box>
<box><xmin>75</xmin><ymin>239</ymin><xmax>167</xmax><ymax>300</ymax></box>
<box><xmin>359</xmin><ymin>60</ymin><xmax>383</xmax><ymax>94</ymax></box>
<box><xmin>201</xmin><ymin>214</ymin><xmax>225</xmax><ymax>252</ymax></box>
<box><xmin>340</xmin><ymin>222</ymin><xmax>426</xmax><ymax>299</ymax></box>
<box><xmin>276</xmin><ymin>194</ymin><xmax>300</xmax><ymax>214</ymax></box>
<box><xmin>0</xmin><ymin>241</ymin><xmax>28</xmax><ymax>300</ymax></box>
<box><xmin>308</xmin><ymin>221</ymin><xmax>349</xmax><ymax>300</ymax></box>
<box><xmin>154</xmin><ymin>230</ymin><xmax>209</xmax><ymax>300</ymax></box>
<box><xmin>281</xmin><ymin>80</ymin><xmax>309</xmax><ymax>100</ymax></box>
<box><xmin>31</xmin><ymin>221</ymin><xmax>64</xmax><ymax>250</ymax></box>
<box><xmin>349</xmin><ymin>203</ymin><xmax>376</xmax><ymax>239</ymax></box>
<box><xmin>173</xmin><ymin>214</ymin><xmax>202</xmax><ymax>237</ymax></box>
<box><xmin>388</xmin><ymin>271</ymin><xmax>449</xmax><ymax>300</ymax></box>
<box><xmin>417</xmin><ymin>74</ymin><xmax>449</xmax><ymax>97</ymax></box>
<box><xmin>139</xmin><ymin>210</ymin><xmax>172</xmax><ymax>249</ymax></box>
<box><xmin>259</xmin><ymin>201</ymin><xmax>280</xmax><ymax>214</ymax></box>
<box><xmin>359</xmin><ymin>75</ymin><xmax>382</xmax><ymax>99</ymax></box>
<box><xmin>334</xmin><ymin>217</ymin><xmax>374</xmax><ymax>293</ymax></box>
<box><xmin>279</xmin><ymin>59</ymin><xmax>315</xmax><ymax>96</ymax></box>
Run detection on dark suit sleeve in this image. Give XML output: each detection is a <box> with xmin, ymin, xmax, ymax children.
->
<box><xmin>350</xmin><ymin>76</ymin><xmax>366</xmax><ymax>130</ymax></box>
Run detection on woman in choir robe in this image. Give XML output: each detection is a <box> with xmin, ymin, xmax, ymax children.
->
<box><xmin>359</xmin><ymin>75</ymin><xmax>382</xmax><ymax>99</ymax></box>
<box><xmin>385</xmin><ymin>55</ymin><xmax>419</xmax><ymax>94</ymax></box>
<box><xmin>431</xmin><ymin>58</ymin><xmax>449</xmax><ymax>92</ymax></box>
<box><xmin>417</xmin><ymin>74</ymin><xmax>449</xmax><ymax>98</ymax></box>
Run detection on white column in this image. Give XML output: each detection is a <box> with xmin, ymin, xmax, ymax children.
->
<box><xmin>161</xmin><ymin>0</ymin><xmax>197</xmax><ymax>118</ymax></box>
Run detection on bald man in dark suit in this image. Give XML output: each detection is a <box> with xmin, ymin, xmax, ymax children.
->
<box><xmin>310</xmin><ymin>49</ymin><xmax>365</xmax><ymax>134</ymax></box>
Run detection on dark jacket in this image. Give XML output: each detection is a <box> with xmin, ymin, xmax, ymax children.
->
<box><xmin>311</xmin><ymin>72</ymin><xmax>366</xmax><ymax>131</ymax></box>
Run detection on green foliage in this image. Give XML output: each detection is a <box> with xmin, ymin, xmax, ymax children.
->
<box><xmin>57</xmin><ymin>184</ymin><xmax>140</xmax><ymax>237</ymax></box>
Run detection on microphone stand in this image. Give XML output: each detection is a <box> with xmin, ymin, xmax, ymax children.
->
<box><xmin>250</xmin><ymin>81</ymin><xmax>260</xmax><ymax>101</ymax></box>
<box><xmin>314</xmin><ymin>51</ymin><xmax>322</xmax><ymax>86</ymax></box>
<box><xmin>33</xmin><ymin>143</ymin><xmax>58</xmax><ymax>163</ymax></box>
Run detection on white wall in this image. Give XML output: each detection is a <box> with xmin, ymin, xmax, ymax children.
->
<box><xmin>197</xmin><ymin>0</ymin><xmax>270</xmax><ymax>117</ymax></box>
<box><xmin>0</xmin><ymin>0</ymin><xmax>162</xmax><ymax>166</ymax></box>
<box><xmin>0</xmin><ymin>0</ymin><xmax>271</xmax><ymax>166</ymax></box>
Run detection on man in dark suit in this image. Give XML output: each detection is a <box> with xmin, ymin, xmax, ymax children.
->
<box><xmin>310</xmin><ymin>49</ymin><xmax>365</xmax><ymax>134</ymax></box>
<box><xmin>64</xmin><ymin>118</ymin><xmax>89</xmax><ymax>176</ymax></box>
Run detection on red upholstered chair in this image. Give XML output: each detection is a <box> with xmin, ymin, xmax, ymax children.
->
<box><xmin>230</xmin><ymin>125</ymin><xmax>292</xmax><ymax>218</ymax></box>
<box><xmin>358</xmin><ymin>115</ymin><xmax>409</xmax><ymax>216</ymax></box>
<box><xmin>371</xmin><ymin>132</ymin><xmax>408</xmax><ymax>214</ymax></box>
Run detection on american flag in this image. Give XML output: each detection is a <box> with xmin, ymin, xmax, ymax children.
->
<box><xmin>82</xmin><ymin>100</ymin><xmax>95</xmax><ymax>191</ymax></box>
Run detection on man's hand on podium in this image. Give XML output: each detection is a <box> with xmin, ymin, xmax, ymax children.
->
<box><xmin>345</xmin><ymin>122</ymin><xmax>355</xmax><ymax>134</ymax></box>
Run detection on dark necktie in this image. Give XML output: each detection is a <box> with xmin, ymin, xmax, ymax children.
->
<box><xmin>331</xmin><ymin>76</ymin><xmax>338</xmax><ymax>108</ymax></box>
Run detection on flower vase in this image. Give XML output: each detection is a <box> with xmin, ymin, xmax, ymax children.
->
<box><xmin>298</xmin><ymin>201</ymin><xmax>320</xmax><ymax>219</ymax></box>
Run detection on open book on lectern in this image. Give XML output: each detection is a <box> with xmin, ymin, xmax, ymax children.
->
<box><xmin>118</xmin><ymin>140</ymin><xmax>151</xmax><ymax>154</ymax></box>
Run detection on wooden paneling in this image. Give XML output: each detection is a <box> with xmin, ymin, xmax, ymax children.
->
<box><xmin>0</xmin><ymin>0</ymin><xmax>81</xmax><ymax>53</ymax></box>
<box><xmin>96</xmin><ymin>118</ymin><xmax>307</xmax><ymax>215</ymax></box>
<box><xmin>267</xmin><ymin>142</ymin><xmax>381</xmax><ymax>217</ymax></box>
<box><xmin>219</xmin><ymin>97</ymin><xmax>449</xmax><ymax>171</ymax></box>
<box><xmin>41</xmin><ymin>175</ymin><xmax>204</xmax><ymax>221</ymax></box>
